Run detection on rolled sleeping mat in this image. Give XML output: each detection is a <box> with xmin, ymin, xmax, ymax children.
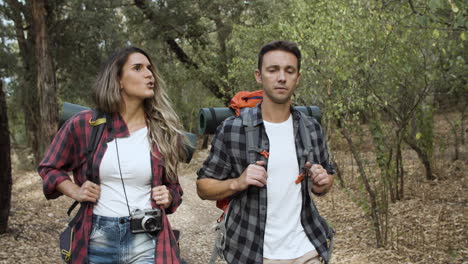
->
<box><xmin>198</xmin><ymin>107</ymin><xmax>236</xmax><ymax>135</ymax></box>
<box><xmin>59</xmin><ymin>102</ymin><xmax>89</xmax><ymax>128</ymax></box>
<box><xmin>198</xmin><ymin>105</ymin><xmax>322</xmax><ymax>135</ymax></box>
<box><xmin>294</xmin><ymin>106</ymin><xmax>322</xmax><ymax>124</ymax></box>
<box><xmin>59</xmin><ymin>102</ymin><xmax>197</xmax><ymax>163</ymax></box>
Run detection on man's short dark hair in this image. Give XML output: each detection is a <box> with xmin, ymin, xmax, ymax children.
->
<box><xmin>257</xmin><ymin>40</ymin><xmax>301</xmax><ymax>72</ymax></box>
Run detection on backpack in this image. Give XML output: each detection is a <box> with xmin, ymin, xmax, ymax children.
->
<box><xmin>215</xmin><ymin>90</ymin><xmax>264</xmax><ymax>212</ymax></box>
<box><xmin>59</xmin><ymin>110</ymin><xmax>106</xmax><ymax>263</ymax></box>
<box><xmin>228</xmin><ymin>90</ymin><xmax>263</xmax><ymax>116</ymax></box>
<box><xmin>65</xmin><ymin>110</ymin><xmax>107</xmax><ymax>216</ymax></box>
<box><xmin>209</xmin><ymin>91</ymin><xmax>317</xmax><ymax>264</ymax></box>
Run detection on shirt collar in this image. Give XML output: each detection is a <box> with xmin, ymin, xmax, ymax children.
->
<box><xmin>106</xmin><ymin>112</ymin><xmax>130</xmax><ymax>138</ymax></box>
<box><xmin>256</xmin><ymin>101</ymin><xmax>302</xmax><ymax>125</ymax></box>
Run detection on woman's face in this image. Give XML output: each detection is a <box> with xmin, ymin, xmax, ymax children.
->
<box><xmin>119</xmin><ymin>52</ymin><xmax>155</xmax><ymax>103</ymax></box>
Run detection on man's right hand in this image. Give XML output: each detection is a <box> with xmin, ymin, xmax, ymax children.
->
<box><xmin>233</xmin><ymin>161</ymin><xmax>267</xmax><ymax>191</ymax></box>
<box><xmin>196</xmin><ymin>161</ymin><xmax>267</xmax><ymax>200</ymax></box>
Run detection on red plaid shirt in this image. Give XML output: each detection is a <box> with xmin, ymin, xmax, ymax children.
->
<box><xmin>38</xmin><ymin>110</ymin><xmax>183</xmax><ymax>264</ymax></box>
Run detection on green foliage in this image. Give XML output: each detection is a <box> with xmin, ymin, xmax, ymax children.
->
<box><xmin>0</xmin><ymin>8</ymin><xmax>23</xmax><ymax>144</ymax></box>
<box><xmin>157</xmin><ymin>61</ymin><xmax>224</xmax><ymax>132</ymax></box>
<box><xmin>0</xmin><ymin>0</ymin><xmax>466</xmax><ymax>245</ymax></box>
<box><xmin>0</xmin><ymin>22</ymin><xmax>16</xmax><ymax>79</ymax></box>
<box><xmin>52</xmin><ymin>0</ymin><xmax>131</xmax><ymax>105</ymax></box>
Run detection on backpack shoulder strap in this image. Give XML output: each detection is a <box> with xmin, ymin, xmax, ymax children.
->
<box><xmin>297</xmin><ymin>111</ymin><xmax>313</xmax><ymax>165</ymax></box>
<box><xmin>67</xmin><ymin>109</ymin><xmax>106</xmax><ymax>216</ymax></box>
<box><xmin>85</xmin><ymin>109</ymin><xmax>106</xmax><ymax>183</ymax></box>
<box><xmin>239</xmin><ymin>108</ymin><xmax>263</xmax><ymax>164</ymax></box>
<box><xmin>295</xmin><ymin>111</ymin><xmax>322</xmax><ymax>187</ymax></box>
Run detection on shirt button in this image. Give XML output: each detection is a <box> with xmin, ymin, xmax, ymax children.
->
<box><xmin>260</xmin><ymin>206</ymin><xmax>266</xmax><ymax>212</ymax></box>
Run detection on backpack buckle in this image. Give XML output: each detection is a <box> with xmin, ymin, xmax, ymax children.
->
<box><xmin>295</xmin><ymin>172</ymin><xmax>305</xmax><ymax>184</ymax></box>
<box><xmin>259</xmin><ymin>150</ymin><xmax>269</xmax><ymax>159</ymax></box>
<box><xmin>89</xmin><ymin>117</ymin><xmax>106</xmax><ymax>126</ymax></box>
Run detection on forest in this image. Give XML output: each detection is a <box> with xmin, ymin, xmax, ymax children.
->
<box><xmin>0</xmin><ymin>0</ymin><xmax>466</xmax><ymax>263</ymax></box>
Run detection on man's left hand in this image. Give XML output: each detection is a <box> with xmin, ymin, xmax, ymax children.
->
<box><xmin>305</xmin><ymin>162</ymin><xmax>334</xmax><ymax>195</ymax></box>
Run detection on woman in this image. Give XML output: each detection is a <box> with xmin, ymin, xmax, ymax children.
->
<box><xmin>38</xmin><ymin>46</ymin><xmax>186</xmax><ymax>264</ymax></box>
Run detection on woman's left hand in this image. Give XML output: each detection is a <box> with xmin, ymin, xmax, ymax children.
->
<box><xmin>152</xmin><ymin>185</ymin><xmax>173</xmax><ymax>209</ymax></box>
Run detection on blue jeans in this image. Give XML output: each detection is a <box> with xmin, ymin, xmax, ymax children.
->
<box><xmin>88</xmin><ymin>215</ymin><xmax>156</xmax><ymax>264</ymax></box>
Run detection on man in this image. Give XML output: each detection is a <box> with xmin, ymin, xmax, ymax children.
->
<box><xmin>197</xmin><ymin>40</ymin><xmax>335</xmax><ymax>264</ymax></box>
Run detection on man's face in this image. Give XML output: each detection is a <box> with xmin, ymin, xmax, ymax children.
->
<box><xmin>255</xmin><ymin>50</ymin><xmax>300</xmax><ymax>105</ymax></box>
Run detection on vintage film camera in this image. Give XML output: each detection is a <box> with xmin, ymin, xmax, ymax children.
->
<box><xmin>130</xmin><ymin>208</ymin><xmax>162</xmax><ymax>234</ymax></box>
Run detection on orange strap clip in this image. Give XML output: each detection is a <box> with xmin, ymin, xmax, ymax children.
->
<box><xmin>295</xmin><ymin>172</ymin><xmax>305</xmax><ymax>184</ymax></box>
<box><xmin>259</xmin><ymin>150</ymin><xmax>269</xmax><ymax>159</ymax></box>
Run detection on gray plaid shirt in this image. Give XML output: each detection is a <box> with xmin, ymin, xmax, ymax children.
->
<box><xmin>197</xmin><ymin>104</ymin><xmax>334</xmax><ymax>264</ymax></box>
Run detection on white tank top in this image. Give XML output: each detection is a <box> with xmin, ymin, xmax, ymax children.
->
<box><xmin>93</xmin><ymin>127</ymin><xmax>153</xmax><ymax>217</ymax></box>
<box><xmin>263</xmin><ymin>115</ymin><xmax>316</xmax><ymax>259</ymax></box>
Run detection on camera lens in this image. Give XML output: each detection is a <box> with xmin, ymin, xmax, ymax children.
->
<box><xmin>142</xmin><ymin>216</ymin><xmax>159</xmax><ymax>232</ymax></box>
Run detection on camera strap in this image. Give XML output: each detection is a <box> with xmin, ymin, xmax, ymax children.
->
<box><xmin>114</xmin><ymin>139</ymin><xmax>133</xmax><ymax>217</ymax></box>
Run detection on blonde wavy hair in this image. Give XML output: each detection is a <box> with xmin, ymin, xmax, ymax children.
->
<box><xmin>93</xmin><ymin>46</ymin><xmax>186</xmax><ymax>182</ymax></box>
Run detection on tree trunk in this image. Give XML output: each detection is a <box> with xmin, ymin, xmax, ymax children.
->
<box><xmin>331</xmin><ymin>158</ymin><xmax>345</xmax><ymax>188</ymax></box>
<box><xmin>369</xmin><ymin>118</ymin><xmax>396</xmax><ymax>203</ymax></box>
<box><xmin>6</xmin><ymin>0</ymin><xmax>40</xmax><ymax>164</ymax></box>
<box><xmin>0</xmin><ymin>81</ymin><xmax>12</xmax><ymax>234</ymax></box>
<box><xmin>404</xmin><ymin>138</ymin><xmax>435</xmax><ymax>180</ymax></box>
<box><xmin>445</xmin><ymin>105</ymin><xmax>467</xmax><ymax>161</ymax></box>
<box><xmin>32</xmin><ymin>0</ymin><xmax>58</xmax><ymax>162</ymax></box>
<box><xmin>395</xmin><ymin>140</ymin><xmax>403</xmax><ymax>200</ymax></box>
<box><xmin>461</xmin><ymin>107</ymin><xmax>466</xmax><ymax>145</ymax></box>
<box><xmin>339</xmin><ymin>125</ymin><xmax>383</xmax><ymax>247</ymax></box>
<box><xmin>201</xmin><ymin>134</ymin><xmax>210</xmax><ymax>149</ymax></box>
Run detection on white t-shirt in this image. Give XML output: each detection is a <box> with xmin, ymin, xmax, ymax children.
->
<box><xmin>263</xmin><ymin>115</ymin><xmax>316</xmax><ymax>259</ymax></box>
<box><xmin>93</xmin><ymin>127</ymin><xmax>153</xmax><ymax>217</ymax></box>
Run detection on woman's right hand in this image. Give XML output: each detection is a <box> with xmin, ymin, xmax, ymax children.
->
<box><xmin>74</xmin><ymin>181</ymin><xmax>101</xmax><ymax>203</ymax></box>
<box><xmin>57</xmin><ymin>180</ymin><xmax>101</xmax><ymax>203</ymax></box>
